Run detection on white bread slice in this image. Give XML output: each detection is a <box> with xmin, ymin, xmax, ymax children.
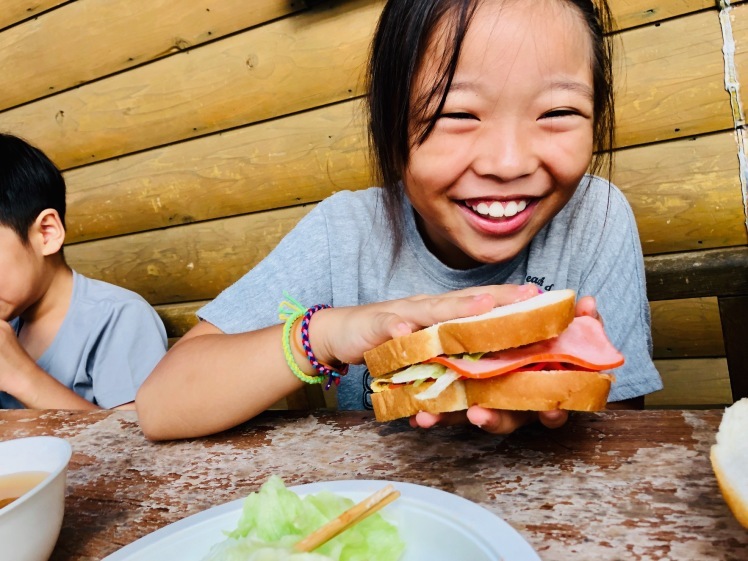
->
<box><xmin>465</xmin><ymin>371</ymin><xmax>613</xmax><ymax>412</ymax></box>
<box><xmin>364</xmin><ymin>289</ymin><xmax>576</xmax><ymax>378</ymax></box>
<box><xmin>710</xmin><ymin>398</ymin><xmax>748</xmax><ymax>528</ymax></box>
<box><xmin>371</xmin><ymin>370</ymin><xmax>613</xmax><ymax>422</ymax></box>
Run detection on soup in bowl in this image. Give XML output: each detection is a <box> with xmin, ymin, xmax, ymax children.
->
<box><xmin>0</xmin><ymin>436</ymin><xmax>72</xmax><ymax>561</ymax></box>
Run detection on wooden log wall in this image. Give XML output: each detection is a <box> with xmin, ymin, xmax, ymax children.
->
<box><xmin>1</xmin><ymin>0</ymin><xmax>746</xmax><ymax>408</ymax></box>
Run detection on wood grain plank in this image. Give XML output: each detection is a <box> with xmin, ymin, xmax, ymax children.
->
<box><xmin>613</xmin><ymin>132</ymin><xmax>748</xmax><ymax>255</ymax></box>
<box><xmin>64</xmin><ymin>101</ymin><xmax>370</xmax><ymax>243</ymax></box>
<box><xmin>0</xmin><ymin>0</ymin><xmax>308</xmax><ymax>111</ymax></box>
<box><xmin>0</xmin><ymin>0</ymin><xmax>66</xmax><ymax>31</ymax></box>
<box><xmin>65</xmin><ymin>205</ymin><xmax>313</xmax><ymax>305</ymax></box>
<box><xmin>155</xmin><ymin>301</ymin><xmax>205</xmax><ymax>338</ymax></box>
<box><xmin>0</xmin><ymin>2</ymin><xmax>733</xmax><ymax>169</ymax></box>
<box><xmin>65</xmin><ymin>113</ymin><xmax>746</xmax><ymax>256</ymax></box>
<box><xmin>647</xmin><ymin>358</ymin><xmax>732</xmax><ymax>406</ymax></box>
<box><xmin>610</xmin><ymin>0</ymin><xmax>716</xmax><ymax>30</ymax></box>
<box><xmin>0</xmin><ymin>0</ymin><xmax>725</xmax><ymax>117</ymax></box>
<box><xmin>64</xmin><ymin>219</ymin><xmax>746</xmax><ymax>309</ymax></box>
<box><xmin>614</xmin><ymin>0</ymin><xmax>748</xmax><ymax>29</ymax></box>
<box><xmin>645</xmin><ymin>246</ymin><xmax>748</xmax><ymax>301</ymax></box>
<box><xmin>650</xmin><ymin>298</ymin><xmax>724</xmax><ymax>359</ymax></box>
<box><xmin>0</xmin><ymin>0</ymin><xmax>382</xmax><ymax>170</ymax></box>
<box><xmin>616</xmin><ymin>9</ymin><xmax>732</xmax><ymax>147</ymax></box>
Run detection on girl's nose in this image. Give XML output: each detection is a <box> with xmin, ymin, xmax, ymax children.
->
<box><xmin>471</xmin><ymin>124</ymin><xmax>538</xmax><ymax>181</ymax></box>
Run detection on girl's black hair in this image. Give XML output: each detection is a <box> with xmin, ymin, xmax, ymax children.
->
<box><xmin>366</xmin><ymin>0</ymin><xmax>616</xmax><ymax>255</ymax></box>
<box><xmin>0</xmin><ymin>133</ymin><xmax>66</xmax><ymax>243</ymax></box>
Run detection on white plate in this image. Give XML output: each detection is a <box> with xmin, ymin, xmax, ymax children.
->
<box><xmin>103</xmin><ymin>479</ymin><xmax>540</xmax><ymax>561</ymax></box>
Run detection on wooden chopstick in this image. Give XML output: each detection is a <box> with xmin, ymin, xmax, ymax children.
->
<box><xmin>294</xmin><ymin>484</ymin><xmax>401</xmax><ymax>553</ymax></box>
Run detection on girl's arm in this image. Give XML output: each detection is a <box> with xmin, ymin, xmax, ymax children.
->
<box><xmin>136</xmin><ymin>321</ymin><xmax>305</xmax><ymax>440</ymax></box>
<box><xmin>137</xmin><ymin>285</ymin><xmax>536</xmax><ymax>440</ymax></box>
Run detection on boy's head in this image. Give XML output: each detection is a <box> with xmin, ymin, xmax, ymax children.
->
<box><xmin>0</xmin><ymin>133</ymin><xmax>66</xmax><ymax>243</ymax></box>
<box><xmin>0</xmin><ymin>133</ymin><xmax>67</xmax><ymax>321</ymax></box>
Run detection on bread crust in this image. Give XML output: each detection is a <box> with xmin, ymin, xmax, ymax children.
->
<box><xmin>439</xmin><ymin>296</ymin><xmax>574</xmax><ymax>355</ymax></box>
<box><xmin>371</xmin><ymin>370</ymin><xmax>613</xmax><ymax>422</ymax></box>
<box><xmin>364</xmin><ymin>290</ymin><xmax>575</xmax><ymax>378</ymax></box>
<box><xmin>363</xmin><ymin>326</ymin><xmax>442</xmax><ymax>380</ymax></box>
<box><xmin>711</xmin><ymin>448</ymin><xmax>748</xmax><ymax>528</ymax></box>
<box><xmin>465</xmin><ymin>371</ymin><xmax>613</xmax><ymax>411</ymax></box>
<box><xmin>710</xmin><ymin>399</ymin><xmax>748</xmax><ymax>529</ymax></box>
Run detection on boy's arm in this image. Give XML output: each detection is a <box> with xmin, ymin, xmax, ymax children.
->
<box><xmin>0</xmin><ymin>321</ymin><xmax>100</xmax><ymax>409</ymax></box>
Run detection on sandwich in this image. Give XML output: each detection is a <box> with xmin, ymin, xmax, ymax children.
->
<box><xmin>710</xmin><ymin>398</ymin><xmax>748</xmax><ymax>528</ymax></box>
<box><xmin>363</xmin><ymin>289</ymin><xmax>624</xmax><ymax>422</ymax></box>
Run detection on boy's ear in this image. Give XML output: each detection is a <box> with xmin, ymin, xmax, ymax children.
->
<box><xmin>32</xmin><ymin>209</ymin><xmax>66</xmax><ymax>256</ymax></box>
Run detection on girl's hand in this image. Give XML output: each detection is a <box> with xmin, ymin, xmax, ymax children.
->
<box><xmin>410</xmin><ymin>407</ymin><xmax>568</xmax><ymax>434</ymax></box>
<box><xmin>575</xmin><ymin>295</ymin><xmax>599</xmax><ymax>321</ymax></box>
<box><xmin>310</xmin><ymin>284</ymin><xmax>541</xmax><ymax>367</ymax></box>
<box><xmin>409</xmin><ymin>294</ymin><xmax>599</xmax><ymax>435</ymax></box>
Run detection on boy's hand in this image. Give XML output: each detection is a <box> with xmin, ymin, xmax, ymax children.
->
<box><xmin>0</xmin><ymin>320</ymin><xmax>37</xmax><ymax>393</ymax></box>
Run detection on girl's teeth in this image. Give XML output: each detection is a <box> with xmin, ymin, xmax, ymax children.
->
<box><xmin>488</xmin><ymin>202</ymin><xmax>504</xmax><ymax>217</ymax></box>
<box><xmin>470</xmin><ymin>200</ymin><xmax>528</xmax><ymax>218</ymax></box>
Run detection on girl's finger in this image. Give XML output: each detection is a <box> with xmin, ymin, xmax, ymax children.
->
<box><xmin>575</xmin><ymin>296</ymin><xmax>600</xmax><ymax>321</ymax></box>
<box><xmin>442</xmin><ymin>283</ymin><xmax>540</xmax><ymax>306</ymax></box>
<box><xmin>538</xmin><ymin>409</ymin><xmax>568</xmax><ymax>429</ymax></box>
<box><xmin>395</xmin><ymin>285</ymin><xmax>534</xmax><ymax>332</ymax></box>
<box><xmin>466</xmin><ymin>406</ymin><xmax>536</xmax><ymax>434</ymax></box>
<box><xmin>410</xmin><ymin>410</ymin><xmax>469</xmax><ymax>428</ymax></box>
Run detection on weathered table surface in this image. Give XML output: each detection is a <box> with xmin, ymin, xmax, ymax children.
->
<box><xmin>1</xmin><ymin>409</ymin><xmax>745</xmax><ymax>561</ymax></box>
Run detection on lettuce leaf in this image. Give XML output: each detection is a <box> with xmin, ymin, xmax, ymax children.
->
<box><xmin>201</xmin><ymin>476</ymin><xmax>404</xmax><ymax>561</ymax></box>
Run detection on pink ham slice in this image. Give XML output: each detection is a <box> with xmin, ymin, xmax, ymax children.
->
<box><xmin>426</xmin><ymin>316</ymin><xmax>624</xmax><ymax>379</ymax></box>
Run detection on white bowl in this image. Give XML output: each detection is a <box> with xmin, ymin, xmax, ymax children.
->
<box><xmin>0</xmin><ymin>436</ymin><xmax>72</xmax><ymax>561</ymax></box>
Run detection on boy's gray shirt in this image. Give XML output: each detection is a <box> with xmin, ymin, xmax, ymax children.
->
<box><xmin>2</xmin><ymin>271</ymin><xmax>168</xmax><ymax>409</ymax></box>
<box><xmin>199</xmin><ymin>176</ymin><xmax>662</xmax><ymax>410</ymax></box>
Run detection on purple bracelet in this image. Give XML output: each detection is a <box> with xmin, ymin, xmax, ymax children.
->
<box><xmin>300</xmin><ymin>305</ymin><xmax>349</xmax><ymax>389</ymax></box>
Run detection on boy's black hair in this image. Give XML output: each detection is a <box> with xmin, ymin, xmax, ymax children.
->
<box><xmin>0</xmin><ymin>133</ymin><xmax>66</xmax><ymax>243</ymax></box>
<box><xmin>366</xmin><ymin>0</ymin><xmax>616</xmax><ymax>257</ymax></box>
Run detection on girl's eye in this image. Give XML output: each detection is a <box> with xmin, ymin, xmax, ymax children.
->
<box><xmin>439</xmin><ymin>112</ymin><xmax>478</xmax><ymax>120</ymax></box>
<box><xmin>541</xmin><ymin>108</ymin><xmax>579</xmax><ymax>119</ymax></box>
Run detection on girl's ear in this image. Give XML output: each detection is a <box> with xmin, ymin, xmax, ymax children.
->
<box><xmin>33</xmin><ymin>209</ymin><xmax>66</xmax><ymax>256</ymax></box>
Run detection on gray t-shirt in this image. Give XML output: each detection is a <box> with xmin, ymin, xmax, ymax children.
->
<box><xmin>199</xmin><ymin>176</ymin><xmax>662</xmax><ymax>410</ymax></box>
<box><xmin>1</xmin><ymin>270</ymin><xmax>168</xmax><ymax>409</ymax></box>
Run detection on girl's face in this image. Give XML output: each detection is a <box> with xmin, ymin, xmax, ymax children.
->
<box><xmin>404</xmin><ymin>0</ymin><xmax>595</xmax><ymax>269</ymax></box>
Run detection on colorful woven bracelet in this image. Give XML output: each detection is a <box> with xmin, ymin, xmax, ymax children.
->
<box><xmin>300</xmin><ymin>305</ymin><xmax>349</xmax><ymax>388</ymax></box>
<box><xmin>280</xmin><ymin>311</ymin><xmax>325</xmax><ymax>385</ymax></box>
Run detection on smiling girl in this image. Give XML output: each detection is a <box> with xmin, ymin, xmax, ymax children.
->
<box><xmin>137</xmin><ymin>0</ymin><xmax>662</xmax><ymax>440</ymax></box>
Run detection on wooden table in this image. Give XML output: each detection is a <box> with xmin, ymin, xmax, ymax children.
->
<box><xmin>1</xmin><ymin>409</ymin><xmax>745</xmax><ymax>561</ymax></box>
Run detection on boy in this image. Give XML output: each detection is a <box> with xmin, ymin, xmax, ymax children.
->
<box><xmin>0</xmin><ymin>133</ymin><xmax>167</xmax><ymax>409</ymax></box>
